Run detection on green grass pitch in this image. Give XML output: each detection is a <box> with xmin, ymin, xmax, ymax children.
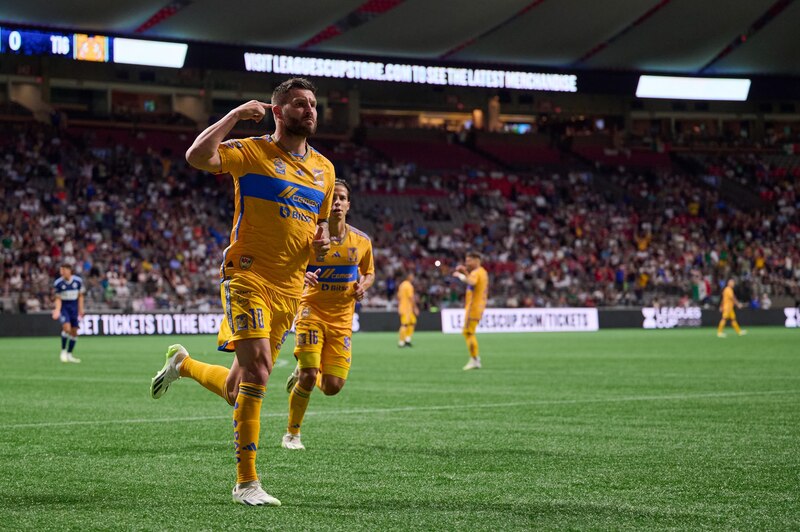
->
<box><xmin>1</xmin><ymin>328</ymin><xmax>798</xmax><ymax>530</ymax></box>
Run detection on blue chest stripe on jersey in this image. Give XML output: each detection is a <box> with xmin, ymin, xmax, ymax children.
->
<box><xmin>239</xmin><ymin>173</ymin><xmax>324</xmax><ymax>215</ymax></box>
<box><xmin>307</xmin><ymin>264</ymin><xmax>358</xmax><ymax>283</ymax></box>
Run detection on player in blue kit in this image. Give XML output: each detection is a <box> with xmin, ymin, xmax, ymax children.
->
<box><xmin>51</xmin><ymin>263</ymin><xmax>85</xmax><ymax>363</ymax></box>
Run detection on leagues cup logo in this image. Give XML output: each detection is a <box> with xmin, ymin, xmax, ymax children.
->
<box><xmin>642</xmin><ymin>308</ymin><xmax>657</xmax><ymax>329</ymax></box>
<box><xmin>239</xmin><ymin>256</ymin><xmax>253</xmax><ymax>270</ymax></box>
<box><xmin>786</xmin><ymin>308</ymin><xmax>799</xmax><ymax>328</ymax></box>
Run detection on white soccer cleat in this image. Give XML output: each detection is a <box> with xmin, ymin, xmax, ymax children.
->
<box><xmin>463</xmin><ymin>357</ymin><xmax>482</xmax><ymax>370</ymax></box>
<box><xmin>60</xmin><ymin>350</ymin><xmax>68</xmax><ymax>363</ymax></box>
<box><xmin>65</xmin><ymin>353</ymin><xmax>81</xmax><ymax>363</ymax></box>
<box><xmin>285</xmin><ymin>364</ymin><xmax>300</xmax><ymax>394</ymax></box>
<box><xmin>150</xmin><ymin>344</ymin><xmax>187</xmax><ymax>399</ymax></box>
<box><xmin>738</xmin><ymin>330</ymin><xmax>748</xmax><ymax>336</ymax></box>
<box><xmin>231</xmin><ymin>480</ymin><xmax>281</xmax><ymax>506</ymax></box>
<box><xmin>717</xmin><ymin>332</ymin><xmax>727</xmax><ymax>338</ymax></box>
<box><xmin>281</xmin><ymin>433</ymin><xmax>306</xmax><ymax>450</ymax></box>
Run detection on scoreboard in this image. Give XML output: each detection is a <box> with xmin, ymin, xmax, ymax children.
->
<box><xmin>0</xmin><ymin>26</ymin><xmax>184</xmax><ymax>67</ymax></box>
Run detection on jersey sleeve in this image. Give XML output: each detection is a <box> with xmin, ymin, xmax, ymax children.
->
<box><xmin>318</xmin><ymin>162</ymin><xmax>335</xmax><ymax>221</ymax></box>
<box><xmin>217</xmin><ymin>137</ymin><xmax>263</xmax><ymax>178</ymax></box>
<box><xmin>77</xmin><ymin>277</ymin><xmax>86</xmax><ymax>294</ymax></box>
<box><xmin>359</xmin><ymin>241</ymin><xmax>375</xmax><ymax>277</ymax></box>
<box><xmin>467</xmin><ymin>269</ymin><xmax>479</xmax><ymax>286</ymax></box>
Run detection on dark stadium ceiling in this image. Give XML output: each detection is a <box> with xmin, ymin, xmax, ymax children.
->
<box><xmin>2</xmin><ymin>0</ymin><xmax>800</xmax><ymax>76</ymax></box>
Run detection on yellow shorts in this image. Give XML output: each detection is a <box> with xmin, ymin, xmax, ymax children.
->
<box><xmin>294</xmin><ymin>313</ymin><xmax>352</xmax><ymax>380</ymax></box>
<box><xmin>463</xmin><ymin>315</ymin><xmax>482</xmax><ymax>335</ymax></box>
<box><xmin>721</xmin><ymin>308</ymin><xmax>736</xmax><ymax>320</ymax></box>
<box><xmin>218</xmin><ymin>272</ymin><xmax>298</xmax><ymax>362</ymax></box>
<box><xmin>400</xmin><ymin>311</ymin><xmax>417</xmax><ymax>326</ymax></box>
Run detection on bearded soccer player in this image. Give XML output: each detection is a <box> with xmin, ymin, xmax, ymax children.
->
<box><xmin>717</xmin><ymin>279</ymin><xmax>747</xmax><ymax>338</ymax></box>
<box><xmin>148</xmin><ymin>78</ymin><xmax>334</xmax><ymax>506</ymax></box>
<box><xmin>453</xmin><ymin>251</ymin><xmax>489</xmax><ymax>370</ymax></box>
<box><xmin>397</xmin><ymin>272</ymin><xmax>419</xmax><ymax>347</ymax></box>
<box><xmin>282</xmin><ymin>179</ymin><xmax>374</xmax><ymax>450</ymax></box>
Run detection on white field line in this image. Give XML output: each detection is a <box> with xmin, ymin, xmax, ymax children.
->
<box><xmin>1</xmin><ymin>390</ymin><xmax>797</xmax><ymax>430</ymax></box>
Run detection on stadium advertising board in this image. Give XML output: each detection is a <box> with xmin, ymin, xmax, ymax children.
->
<box><xmin>642</xmin><ymin>306</ymin><xmax>702</xmax><ymax>329</ymax></box>
<box><xmin>441</xmin><ymin>308</ymin><xmax>599</xmax><ymax>334</ymax></box>
<box><xmin>244</xmin><ymin>52</ymin><xmax>578</xmax><ymax>92</ymax></box>
<box><xmin>785</xmin><ymin>307</ymin><xmax>800</xmax><ymax>328</ymax></box>
<box><xmin>79</xmin><ymin>313</ymin><xmax>225</xmax><ymax>336</ymax></box>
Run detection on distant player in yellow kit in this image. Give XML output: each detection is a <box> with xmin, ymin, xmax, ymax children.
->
<box><xmin>717</xmin><ymin>279</ymin><xmax>747</xmax><ymax>338</ymax></box>
<box><xmin>453</xmin><ymin>251</ymin><xmax>489</xmax><ymax>370</ymax></box>
<box><xmin>149</xmin><ymin>78</ymin><xmax>334</xmax><ymax>506</ymax></box>
<box><xmin>282</xmin><ymin>179</ymin><xmax>374</xmax><ymax>450</ymax></box>
<box><xmin>397</xmin><ymin>272</ymin><xmax>419</xmax><ymax>347</ymax></box>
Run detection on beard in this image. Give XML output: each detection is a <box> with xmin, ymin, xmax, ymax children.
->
<box><xmin>284</xmin><ymin>114</ymin><xmax>317</xmax><ymax>137</ymax></box>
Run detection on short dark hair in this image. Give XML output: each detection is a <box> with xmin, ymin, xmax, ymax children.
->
<box><xmin>334</xmin><ymin>178</ymin><xmax>351</xmax><ymax>201</ymax></box>
<box><xmin>271</xmin><ymin>77</ymin><xmax>317</xmax><ymax>106</ymax></box>
<box><xmin>60</xmin><ymin>263</ymin><xmax>73</xmax><ymax>271</ymax></box>
<box><xmin>466</xmin><ymin>250</ymin><xmax>483</xmax><ymax>261</ymax></box>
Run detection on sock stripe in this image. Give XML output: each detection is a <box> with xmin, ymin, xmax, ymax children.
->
<box><xmin>291</xmin><ymin>386</ymin><xmax>312</xmax><ymax>399</ymax></box>
<box><xmin>238</xmin><ymin>390</ymin><xmax>264</xmax><ymax>400</ymax></box>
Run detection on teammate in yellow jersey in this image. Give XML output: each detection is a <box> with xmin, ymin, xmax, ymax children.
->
<box><xmin>397</xmin><ymin>272</ymin><xmax>419</xmax><ymax>347</ymax></box>
<box><xmin>149</xmin><ymin>78</ymin><xmax>335</xmax><ymax>507</ymax></box>
<box><xmin>717</xmin><ymin>279</ymin><xmax>747</xmax><ymax>338</ymax></box>
<box><xmin>281</xmin><ymin>179</ymin><xmax>375</xmax><ymax>450</ymax></box>
<box><xmin>453</xmin><ymin>251</ymin><xmax>489</xmax><ymax>370</ymax></box>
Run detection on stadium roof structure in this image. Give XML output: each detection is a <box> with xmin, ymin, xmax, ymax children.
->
<box><xmin>2</xmin><ymin>0</ymin><xmax>800</xmax><ymax>76</ymax></box>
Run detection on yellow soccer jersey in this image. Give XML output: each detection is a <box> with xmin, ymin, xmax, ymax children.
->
<box><xmin>217</xmin><ymin>135</ymin><xmax>335</xmax><ymax>297</ymax></box>
<box><xmin>398</xmin><ymin>280</ymin><xmax>415</xmax><ymax>315</ymax></box>
<box><xmin>465</xmin><ymin>266</ymin><xmax>489</xmax><ymax>319</ymax></box>
<box><xmin>721</xmin><ymin>286</ymin><xmax>735</xmax><ymax>312</ymax></box>
<box><xmin>299</xmin><ymin>224</ymin><xmax>374</xmax><ymax>328</ymax></box>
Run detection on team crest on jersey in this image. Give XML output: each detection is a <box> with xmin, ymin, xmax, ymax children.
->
<box><xmin>239</xmin><ymin>256</ymin><xmax>253</xmax><ymax>270</ymax></box>
<box><xmin>348</xmin><ymin>248</ymin><xmax>358</xmax><ymax>263</ymax></box>
<box><xmin>343</xmin><ymin>336</ymin><xmax>351</xmax><ymax>351</ymax></box>
<box><xmin>235</xmin><ymin>314</ymin><xmax>249</xmax><ymax>331</ymax></box>
<box><xmin>273</xmin><ymin>158</ymin><xmax>286</xmax><ymax>175</ymax></box>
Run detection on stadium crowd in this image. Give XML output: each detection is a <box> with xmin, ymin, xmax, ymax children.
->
<box><xmin>2</xmin><ymin>122</ymin><xmax>798</xmax><ymax>313</ymax></box>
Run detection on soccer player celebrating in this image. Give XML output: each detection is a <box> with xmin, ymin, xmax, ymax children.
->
<box><xmin>282</xmin><ymin>179</ymin><xmax>374</xmax><ymax>450</ymax></box>
<box><xmin>149</xmin><ymin>78</ymin><xmax>334</xmax><ymax>506</ymax></box>
<box><xmin>453</xmin><ymin>251</ymin><xmax>489</xmax><ymax>370</ymax></box>
<box><xmin>51</xmin><ymin>263</ymin><xmax>84</xmax><ymax>363</ymax></box>
<box><xmin>397</xmin><ymin>271</ymin><xmax>419</xmax><ymax>347</ymax></box>
<box><xmin>717</xmin><ymin>279</ymin><xmax>747</xmax><ymax>338</ymax></box>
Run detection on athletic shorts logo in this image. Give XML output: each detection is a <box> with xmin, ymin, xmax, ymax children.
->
<box><xmin>273</xmin><ymin>158</ymin><xmax>286</xmax><ymax>175</ymax></box>
<box><xmin>235</xmin><ymin>314</ymin><xmax>249</xmax><ymax>331</ymax></box>
<box><xmin>239</xmin><ymin>256</ymin><xmax>253</xmax><ymax>270</ymax></box>
<box><xmin>344</xmin><ymin>336</ymin><xmax>351</xmax><ymax>351</ymax></box>
<box><xmin>301</xmin><ymin>307</ymin><xmax>310</xmax><ymax>318</ymax></box>
<box><xmin>296</xmin><ymin>333</ymin><xmax>307</xmax><ymax>346</ymax></box>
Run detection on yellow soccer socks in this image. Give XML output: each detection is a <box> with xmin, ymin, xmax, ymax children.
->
<box><xmin>180</xmin><ymin>357</ymin><xmax>232</xmax><ymax>404</ymax></box>
<box><xmin>234</xmin><ymin>382</ymin><xmax>265</xmax><ymax>484</ymax></box>
<box><xmin>287</xmin><ymin>384</ymin><xmax>312</xmax><ymax>436</ymax></box>
<box><xmin>466</xmin><ymin>335</ymin><xmax>479</xmax><ymax>358</ymax></box>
